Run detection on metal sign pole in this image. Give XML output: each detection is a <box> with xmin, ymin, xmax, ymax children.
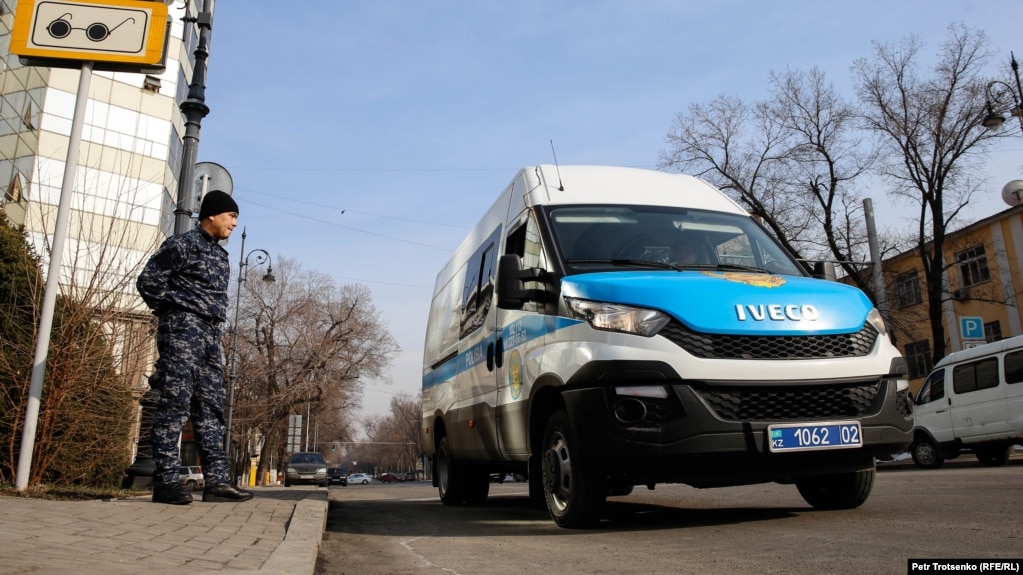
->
<box><xmin>15</xmin><ymin>61</ymin><xmax>94</xmax><ymax>490</ymax></box>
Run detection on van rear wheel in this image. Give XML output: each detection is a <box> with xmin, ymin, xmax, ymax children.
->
<box><xmin>541</xmin><ymin>410</ymin><xmax>605</xmax><ymax>528</ymax></box>
<box><xmin>436</xmin><ymin>435</ymin><xmax>490</xmax><ymax>505</ymax></box>
<box><xmin>795</xmin><ymin>468</ymin><xmax>874</xmax><ymax>510</ymax></box>
<box><xmin>975</xmin><ymin>445</ymin><xmax>1011</xmax><ymax>467</ymax></box>
<box><xmin>911</xmin><ymin>439</ymin><xmax>945</xmax><ymax>469</ymax></box>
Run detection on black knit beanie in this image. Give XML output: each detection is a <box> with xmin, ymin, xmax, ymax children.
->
<box><xmin>198</xmin><ymin>190</ymin><xmax>239</xmax><ymax>220</ymax></box>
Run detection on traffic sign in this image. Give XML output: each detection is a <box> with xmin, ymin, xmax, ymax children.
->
<box><xmin>959</xmin><ymin>316</ymin><xmax>984</xmax><ymax>340</ymax></box>
<box><xmin>10</xmin><ymin>0</ymin><xmax>168</xmax><ymax>66</ymax></box>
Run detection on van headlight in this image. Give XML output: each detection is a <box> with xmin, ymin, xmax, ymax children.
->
<box><xmin>564</xmin><ymin>297</ymin><xmax>670</xmax><ymax>337</ymax></box>
<box><xmin>866</xmin><ymin>307</ymin><xmax>888</xmax><ymax>336</ymax></box>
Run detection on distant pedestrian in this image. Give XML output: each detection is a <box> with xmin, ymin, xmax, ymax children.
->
<box><xmin>136</xmin><ymin>190</ymin><xmax>254</xmax><ymax>505</ymax></box>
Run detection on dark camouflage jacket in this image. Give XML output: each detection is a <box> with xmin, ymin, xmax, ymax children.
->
<box><xmin>137</xmin><ymin>226</ymin><xmax>231</xmax><ymax>323</ymax></box>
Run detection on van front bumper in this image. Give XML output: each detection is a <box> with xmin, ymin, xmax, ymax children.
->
<box><xmin>560</xmin><ymin>360</ymin><xmax>913</xmax><ymax>486</ymax></box>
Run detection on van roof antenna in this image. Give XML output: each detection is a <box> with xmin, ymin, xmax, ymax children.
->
<box><xmin>549</xmin><ymin>139</ymin><xmax>565</xmax><ymax>191</ymax></box>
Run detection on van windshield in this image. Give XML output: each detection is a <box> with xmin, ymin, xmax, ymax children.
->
<box><xmin>547</xmin><ymin>205</ymin><xmax>805</xmax><ymax>276</ymax></box>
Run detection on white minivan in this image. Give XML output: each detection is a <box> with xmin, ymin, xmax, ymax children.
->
<box><xmin>421</xmin><ymin>165</ymin><xmax>913</xmax><ymax>528</ymax></box>
<box><xmin>910</xmin><ymin>335</ymin><xmax>1023</xmax><ymax>468</ymax></box>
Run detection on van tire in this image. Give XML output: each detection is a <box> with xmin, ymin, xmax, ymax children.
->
<box><xmin>436</xmin><ymin>435</ymin><xmax>490</xmax><ymax>505</ymax></box>
<box><xmin>975</xmin><ymin>445</ymin><xmax>1011</xmax><ymax>467</ymax></box>
<box><xmin>795</xmin><ymin>468</ymin><xmax>874</xmax><ymax>510</ymax></box>
<box><xmin>437</xmin><ymin>436</ymin><xmax>465</xmax><ymax>505</ymax></box>
<box><xmin>541</xmin><ymin>410</ymin><xmax>606</xmax><ymax>528</ymax></box>
<box><xmin>911</xmin><ymin>439</ymin><xmax>945</xmax><ymax>469</ymax></box>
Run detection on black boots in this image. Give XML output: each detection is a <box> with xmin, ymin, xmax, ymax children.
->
<box><xmin>202</xmin><ymin>483</ymin><xmax>254</xmax><ymax>502</ymax></box>
<box><xmin>152</xmin><ymin>482</ymin><xmax>193</xmax><ymax>505</ymax></box>
<box><xmin>153</xmin><ymin>481</ymin><xmax>253</xmax><ymax>503</ymax></box>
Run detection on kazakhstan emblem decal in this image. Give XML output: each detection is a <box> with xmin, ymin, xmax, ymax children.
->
<box><xmin>702</xmin><ymin>271</ymin><xmax>787</xmax><ymax>288</ymax></box>
<box><xmin>507</xmin><ymin>349</ymin><xmax>523</xmax><ymax>400</ymax></box>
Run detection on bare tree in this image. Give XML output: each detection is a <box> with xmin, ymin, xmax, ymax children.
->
<box><xmin>0</xmin><ymin>185</ymin><xmax>159</xmax><ymax>487</ymax></box>
<box><xmin>363</xmin><ymin>393</ymin><xmax>422</xmax><ymax>475</ymax></box>
<box><xmin>228</xmin><ymin>257</ymin><xmax>401</xmax><ymax>484</ymax></box>
<box><xmin>853</xmin><ymin>23</ymin><xmax>1007</xmax><ymax>362</ymax></box>
<box><xmin>659</xmin><ymin>67</ymin><xmax>880</xmax><ymax>295</ymax></box>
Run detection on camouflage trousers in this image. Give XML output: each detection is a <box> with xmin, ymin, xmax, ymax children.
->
<box><xmin>149</xmin><ymin>310</ymin><xmax>230</xmax><ymax>487</ymax></box>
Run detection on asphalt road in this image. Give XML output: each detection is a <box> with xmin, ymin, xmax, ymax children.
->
<box><xmin>315</xmin><ymin>458</ymin><xmax>1023</xmax><ymax>575</ymax></box>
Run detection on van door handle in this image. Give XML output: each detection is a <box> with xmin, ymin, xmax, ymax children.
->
<box><xmin>486</xmin><ymin>342</ymin><xmax>494</xmax><ymax>371</ymax></box>
<box><xmin>495</xmin><ymin>337</ymin><xmax>504</xmax><ymax>368</ymax></box>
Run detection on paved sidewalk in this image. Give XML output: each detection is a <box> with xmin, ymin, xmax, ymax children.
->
<box><xmin>0</xmin><ymin>486</ymin><xmax>328</xmax><ymax>575</ymax></box>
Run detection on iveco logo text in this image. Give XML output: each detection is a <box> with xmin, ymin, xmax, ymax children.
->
<box><xmin>735</xmin><ymin>304</ymin><xmax>819</xmax><ymax>321</ymax></box>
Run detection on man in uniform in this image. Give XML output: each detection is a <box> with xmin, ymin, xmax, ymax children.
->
<box><xmin>137</xmin><ymin>190</ymin><xmax>254</xmax><ymax>504</ymax></box>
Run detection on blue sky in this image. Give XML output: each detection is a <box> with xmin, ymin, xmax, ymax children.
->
<box><xmin>195</xmin><ymin>1</ymin><xmax>1023</xmax><ymax>422</ymax></box>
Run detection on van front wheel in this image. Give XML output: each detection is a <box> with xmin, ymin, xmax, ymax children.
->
<box><xmin>541</xmin><ymin>410</ymin><xmax>605</xmax><ymax>528</ymax></box>
<box><xmin>795</xmin><ymin>468</ymin><xmax>874</xmax><ymax>510</ymax></box>
<box><xmin>911</xmin><ymin>439</ymin><xmax>945</xmax><ymax>469</ymax></box>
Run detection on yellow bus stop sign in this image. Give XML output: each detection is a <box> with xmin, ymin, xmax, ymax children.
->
<box><xmin>11</xmin><ymin>0</ymin><xmax>168</xmax><ymax>66</ymax></box>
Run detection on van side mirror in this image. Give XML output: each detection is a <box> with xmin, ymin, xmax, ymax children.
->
<box><xmin>497</xmin><ymin>254</ymin><xmax>548</xmax><ymax>310</ymax></box>
<box><xmin>812</xmin><ymin>261</ymin><xmax>837</xmax><ymax>281</ymax></box>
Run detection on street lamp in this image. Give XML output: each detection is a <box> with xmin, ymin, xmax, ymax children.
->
<box><xmin>225</xmin><ymin>227</ymin><xmax>274</xmax><ymax>460</ymax></box>
<box><xmin>983</xmin><ymin>52</ymin><xmax>1023</xmax><ymax>134</ymax></box>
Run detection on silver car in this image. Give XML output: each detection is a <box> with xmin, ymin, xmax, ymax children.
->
<box><xmin>285</xmin><ymin>452</ymin><xmax>328</xmax><ymax>487</ymax></box>
<box><xmin>178</xmin><ymin>466</ymin><xmax>204</xmax><ymax>490</ymax></box>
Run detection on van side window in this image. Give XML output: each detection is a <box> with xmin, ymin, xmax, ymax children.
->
<box><xmin>915</xmin><ymin>368</ymin><xmax>944</xmax><ymax>405</ymax></box>
<box><xmin>505</xmin><ymin>212</ymin><xmax>547</xmax><ymax>313</ymax></box>
<box><xmin>952</xmin><ymin>357</ymin><xmax>999</xmax><ymax>394</ymax></box>
<box><xmin>1006</xmin><ymin>350</ymin><xmax>1023</xmax><ymax>385</ymax></box>
<box><xmin>459</xmin><ymin>227</ymin><xmax>502</xmax><ymax>339</ymax></box>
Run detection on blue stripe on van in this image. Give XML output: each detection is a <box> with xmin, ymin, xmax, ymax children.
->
<box><xmin>421</xmin><ymin>315</ymin><xmax>581</xmax><ymax>391</ymax></box>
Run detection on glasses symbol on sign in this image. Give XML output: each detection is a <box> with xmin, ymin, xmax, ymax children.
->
<box><xmin>46</xmin><ymin>13</ymin><xmax>135</xmax><ymax>43</ymax></box>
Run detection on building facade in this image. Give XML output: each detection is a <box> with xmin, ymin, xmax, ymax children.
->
<box><xmin>0</xmin><ymin>0</ymin><xmax>201</xmax><ymax>465</ymax></box>
<box><xmin>883</xmin><ymin>203</ymin><xmax>1023</xmax><ymax>393</ymax></box>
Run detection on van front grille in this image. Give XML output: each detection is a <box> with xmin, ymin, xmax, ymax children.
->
<box><xmin>695</xmin><ymin>381</ymin><xmax>882</xmax><ymax>421</ymax></box>
<box><xmin>659</xmin><ymin>321</ymin><xmax>878</xmax><ymax>360</ymax></box>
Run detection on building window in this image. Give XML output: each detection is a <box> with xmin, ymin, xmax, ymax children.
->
<box><xmin>983</xmin><ymin>321</ymin><xmax>1002</xmax><ymax>343</ymax></box>
<box><xmin>21</xmin><ymin>100</ymin><xmax>36</xmax><ymax>131</ymax></box>
<box><xmin>905</xmin><ymin>340</ymin><xmax>932</xmax><ymax>379</ymax></box>
<box><xmin>894</xmin><ymin>270</ymin><xmax>922</xmax><ymax>308</ymax></box>
<box><xmin>5</xmin><ymin>174</ymin><xmax>24</xmax><ymax>204</ymax></box>
<box><xmin>168</xmin><ymin>125</ymin><xmax>183</xmax><ymax>177</ymax></box>
<box><xmin>956</xmin><ymin>244</ymin><xmax>990</xmax><ymax>287</ymax></box>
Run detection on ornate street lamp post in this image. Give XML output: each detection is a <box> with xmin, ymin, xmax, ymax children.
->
<box><xmin>225</xmin><ymin>228</ymin><xmax>274</xmax><ymax>464</ymax></box>
<box><xmin>983</xmin><ymin>52</ymin><xmax>1023</xmax><ymax>135</ymax></box>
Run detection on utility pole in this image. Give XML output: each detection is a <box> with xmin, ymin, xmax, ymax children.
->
<box><xmin>174</xmin><ymin>0</ymin><xmax>215</xmax><ymax>234</ymax></box>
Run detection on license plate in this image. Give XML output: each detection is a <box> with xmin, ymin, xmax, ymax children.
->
<box><xmin>768</xmin><ymin>421</ymin><xmax>862</xmax><ymax>453</ymax></box>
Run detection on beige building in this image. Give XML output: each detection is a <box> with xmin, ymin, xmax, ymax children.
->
<box><xmin>0</xmin><ymin>0</ymin><xmax>201</xmax><ymax>463</ymax></box>
<box><xmin>881</xmin><ymin>203</ymin><xmax>1023</xmax><ymax>393</ymax></box>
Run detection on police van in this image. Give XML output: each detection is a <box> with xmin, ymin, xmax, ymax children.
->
<box><xmin>421</xmin><ymin>165</ymin><xmax>913</xmax><ymax>528</ymax></box>
<box><xmin>910</xmin><ymin>335</ymin><xmax>1023</xmax><ymax>468</ymax></box>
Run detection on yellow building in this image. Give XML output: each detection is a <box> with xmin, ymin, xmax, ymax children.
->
<box><xmin>881</xmin><ymin>203</ymin><xmax>1023</xmax><ymax>393</ymax></box>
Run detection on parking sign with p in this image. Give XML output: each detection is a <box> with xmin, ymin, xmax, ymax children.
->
<box><xmin>959</xmin><ymin>316</ymin><xmax>984</xmax><ymax>341</ymax></box>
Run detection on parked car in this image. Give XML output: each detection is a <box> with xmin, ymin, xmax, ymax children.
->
<box><xmin>347</xmin><ymin>473</ymin><xmax>372</xmax><ymax>485</ymax></box>
<box><xmin>178</xmin><ymin>466</ymin><xmax>204</xmax><ymax>490</ymax></box>
<box><xmin>326</xmin><ymin>468</ymin><xmax>348</xmax><ymax>486</ymax></box>
<box><xmin>379</xmin><ymin>472</ymin><xmax>402</xmax><ymax>483</ymax></box>
<box><xmin>403</xmin><ymin>471</ymin><xmax>417</xmax><ymax>482</ymax></box>
<box><xmin>285</xmin><ymin>452</ymin><xmax>328</xmax><ymax>487</ymax></box>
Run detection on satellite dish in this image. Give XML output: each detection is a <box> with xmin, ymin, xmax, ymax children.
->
<box><xmin>1002</xmin><ymin>179</ymin><xmax>1023</xmax><ymax>207</ymax></box>
<box><xmin>194</xmin><ymin>162</ymin><xmax>234</xmax><ymax>206</ymax></box>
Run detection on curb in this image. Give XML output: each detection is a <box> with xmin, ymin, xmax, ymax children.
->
<box><xmin>258</xmin><ymin>490</ymin><xmax>329</xmax><ymax>575</ymax></box>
